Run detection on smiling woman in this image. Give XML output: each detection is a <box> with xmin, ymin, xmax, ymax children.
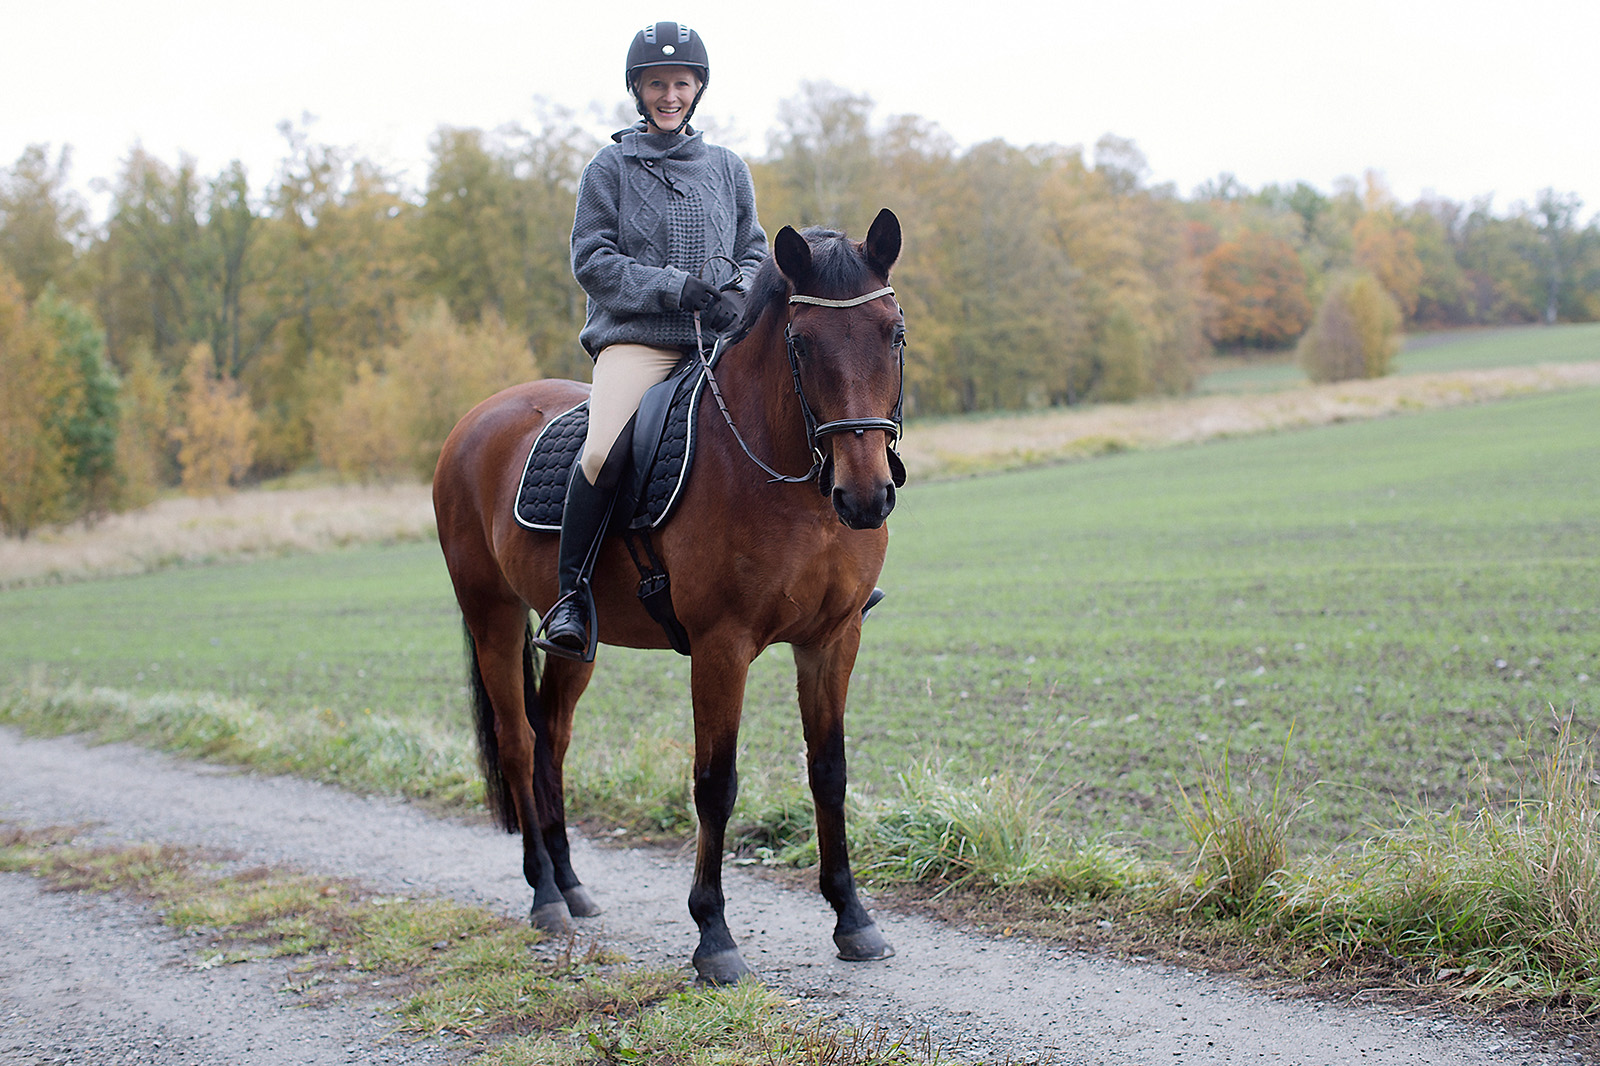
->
<box><xmin>539</xmin><ymin>19</ymin><xmax>767</xmax><ymax>661</ymax></box>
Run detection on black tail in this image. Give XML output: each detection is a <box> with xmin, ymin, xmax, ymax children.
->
<box><xmin>463</xmin><ymin>619</ymin><xmax>543</xmax><ymax>834</ymax></box>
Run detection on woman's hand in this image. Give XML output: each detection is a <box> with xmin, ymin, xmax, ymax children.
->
<box><xmin>680</xmin><ymin>276</ymin><xmax>742</xmax><ymax>331</ymax></box>
<box><xmin>679</xmin><ymin>275</ymin><xmax>719</xmax><ymax>312</ymax></box>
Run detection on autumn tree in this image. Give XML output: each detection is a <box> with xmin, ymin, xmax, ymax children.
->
<box><xmin>171</xmin><ymin>343</ymin><xmax>256</xmax><ymax>495</ymax></box>
<box><xmin>1297</xmin><ymin>272</ymin><xmax>1400</xmax><ymax>383</ymax></box>
<box><xmin>111</xmin><ymin>344</ymin><xmax>172</xmax><ymax>509</ymax></box>
<box><xmin>1403</xmin><ymin>198</ymin><xmax>1475</xmax><ymax>325</ymax></box>
<box><xmin>1201</xmin><ymin>231</ymin><xmax>1312</xmax><ymax>349</ymax></box>
<box><xmin>315</xmin><ymin>300</ymin><xmax>537</xmax><ymax>481</ymax></box>
<box><xmin>760</xmin><ymin>81</ymin><xmax>878</xmax><ymax>231</ymax></box>
<box><xmin>414</xmin><ymin>109</ymin><xmax>591</xmax><ymax>383</ymax></box>
<box><xmin>1352</xmin><ymin>213</ymin><xmax>1421</xmax><ymax>320</ymax></box>
<box><xmin>0</xmin><ymin>269</ymin><xmax>74</xmax><ymax>536</ymax></box>
<box><xmin>0</xmin><ymin>145</ymin><xmax>86</xmax><ymax>304</ymax></box>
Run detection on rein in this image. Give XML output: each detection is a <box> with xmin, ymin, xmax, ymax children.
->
<box><xmin>692</xmin><ymin>286</ymin><xmax>906</xmax><ymax>487</ymax></box>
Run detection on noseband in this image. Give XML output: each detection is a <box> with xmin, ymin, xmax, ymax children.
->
<box><xmin>694</xmin><ymin>285</ymin><xmax>908</xmax><ymax>489</ymax></box>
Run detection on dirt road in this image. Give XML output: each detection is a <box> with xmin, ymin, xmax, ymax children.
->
<box><xmin>0</xmin><ymin>728</ymin><xmax>1579</xmax><ymax>1065</ymax></box>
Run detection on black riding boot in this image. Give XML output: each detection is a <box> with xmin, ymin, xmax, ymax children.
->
<box><xmin>533</xmin><ymin>467</ymin><xmax>617</xmax><ymax>662</ymax></box>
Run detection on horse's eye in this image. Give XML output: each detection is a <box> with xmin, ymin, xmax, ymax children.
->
<box><xmin>892</xmin><ymin>327</ymin><xmax>907</xmax><ymax>348</ymax></box>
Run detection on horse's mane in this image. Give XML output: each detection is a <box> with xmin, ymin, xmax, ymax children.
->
<box><xmin>733</xmin><ymin>226</ymin><xmax>874</xmax><ymax>339</ymax></box>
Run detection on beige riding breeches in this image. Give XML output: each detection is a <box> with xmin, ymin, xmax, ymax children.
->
<box><xmin>579</xmin><ymin>343</ymin><xmax>684</xmax><ymax>486</ymax></box>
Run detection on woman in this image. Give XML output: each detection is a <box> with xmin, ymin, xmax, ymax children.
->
<box><xmin>534</xmin><ymin>21</ymin><xmax>769</xmax><ymax>661</ymax></box>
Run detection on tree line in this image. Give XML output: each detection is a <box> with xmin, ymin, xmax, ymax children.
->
<box><xmin>3</xmin><ymin>83</ymin><xmax>1597</xmax><ymax>536</ymax></box>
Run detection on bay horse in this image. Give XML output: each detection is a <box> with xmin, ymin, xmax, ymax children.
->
<box><xmin>432</xmin><ymin>209</ymin><xmax>905</xmax><ymax>984</ymax></box>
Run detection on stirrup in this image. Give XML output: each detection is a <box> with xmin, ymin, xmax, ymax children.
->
<box><xmin>533</xmin><ymin>587</ymin><xmax>599</xmax><ymax>662</ymax></box>
<box><xmin>862</xmin><ymin>587</ymin><xmax>885</xmax><ymax>621</ymax></box>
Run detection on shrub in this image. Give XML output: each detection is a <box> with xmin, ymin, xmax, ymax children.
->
<box><xmin>1297</xmin><ymin>272</ymin><xmax>1401</xmax><ymax>383</ymax></box>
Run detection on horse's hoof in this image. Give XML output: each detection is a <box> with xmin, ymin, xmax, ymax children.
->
<box><xmin>693</xmin><ymin>949</ymin><xmax>754</xmax><ymax>985</ymax></box>
<box><xmin>529</xmin><ymin>900</ymin><xmax>573</xmax><ymax>934</ymax></box>
<box><xmin>562</xmin><ymin>884</ymin><xmax>602</xmax><ymax>918</ymax></box>
<box><xmin>834</xmin><ymin>923</ymin><xmax>895</xmax><ymax>961</ymax></box>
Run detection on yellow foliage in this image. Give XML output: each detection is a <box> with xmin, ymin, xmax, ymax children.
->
<box><xmin>313</xmin><ymin>300</ymin><xmax>537</xmax><ymax>482</ymax></box>
<box><xmin>112</xmin><ymin>345</ymin><xmax>171</xmax><ymax>509</ymax></box>
<box><xmin>1297</xmin><ymin>273</ymin><xmax>1401</xmax><ymax>383</ymax></box>
<box><xmin>312</xmin><ymin>361</ymin><xmax>408</xmax><ymax>482</ymax></box>
<box><xmin>1353</xmin><ymin>212</ymin><xmax>1423</xmax><ymax>320</ymax></box>
<box><xmin>171</xmin><ymin>343</ymin><xmax>257</xmax><ymax>496</ymax></box>
<box><xmin>0</xmin><ymin>268</ymin><xmax>76</xmax><ymax>536</ymax></box>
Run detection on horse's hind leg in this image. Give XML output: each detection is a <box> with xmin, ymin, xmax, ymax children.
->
<box><xmin>794</xmin><ymin>637</ymin><xmax>894</xmax><ymax>962</ymax></box>
<box><xmin>534</xmin><ymin>654</ymin><xmax>602</xmax><ymax>917</ymax></box>
<box><xmin>464</xmin><ymin>600</ymin><xmax>573</xmax><ymax>932</ymax></box>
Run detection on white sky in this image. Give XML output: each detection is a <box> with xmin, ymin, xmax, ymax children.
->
<box><xmin>3</xmin><ymin>0</ymin><xmax>1597</xmax><ymax>225</ymax></box>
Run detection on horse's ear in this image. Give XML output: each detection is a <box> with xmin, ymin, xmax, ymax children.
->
<box><xmin>864</xmin><ymin>208</ymin><xmax>901</xmax><ymax>278</ymax></box>
<box><xmin>774</xmin><ymin>225</ymin><xmax>812</xmax><ymax>286</ymax></box>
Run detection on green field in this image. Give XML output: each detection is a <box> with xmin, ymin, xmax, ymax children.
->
<box><xmin>1196</xmin><ymin>320</ymin><xmax>1600</xmax><ymax>394</ymax></box>
<box><xmin>4</xmin><ymin>383</ymin><xmax>1596</xmax><ymax>856</ymax></box>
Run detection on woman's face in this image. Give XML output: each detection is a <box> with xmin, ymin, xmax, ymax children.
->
<box><xmin>636</xmin><ymin>65</ymin><xmax>702</xmax><ymax>133</ymax></box>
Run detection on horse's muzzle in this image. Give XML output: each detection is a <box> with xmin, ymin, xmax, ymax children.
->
<box><xmin>832</xmin><ymin>481</ymin><xmax>895</xmax><ymax>529</ymax></box>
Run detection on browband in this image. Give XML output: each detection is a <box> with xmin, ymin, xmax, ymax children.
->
<box><xmin>789</xmin><ymin>286</ymin><xmax>895</xmax><ymax>308</ymax></box>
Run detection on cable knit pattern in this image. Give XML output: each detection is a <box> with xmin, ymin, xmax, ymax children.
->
<box><xmin>572</xmin><ymin>123</ymin><xmax>768</xmax><ymax>357</ymax></box>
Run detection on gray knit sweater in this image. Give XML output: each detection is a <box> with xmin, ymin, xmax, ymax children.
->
<box><xmin>571</xmin><ymin>123</ymin><xmax>769</xmax><ymax>357</ymax></box>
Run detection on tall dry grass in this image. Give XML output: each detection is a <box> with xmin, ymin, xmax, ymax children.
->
<box><xmin>900</xmin><ymin>362</ymin><xmax>1600</xmax><ymax>479</ymax></box>
<box><xmin>0</xmin><ymin>484</ymin><xmax>435</xmax><ymax>587</ymax></box>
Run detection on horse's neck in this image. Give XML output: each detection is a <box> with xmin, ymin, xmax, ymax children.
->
<box><xmin>715</xmin><ymin>315</ymin><xmax>812</xmax><ymax>472</ymax></box>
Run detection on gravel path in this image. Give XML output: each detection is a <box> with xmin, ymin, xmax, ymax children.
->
<box><xmin>0</xmin><ymin>727</ymin><xmax>1580</xmax><ymax>1065</ymax></box>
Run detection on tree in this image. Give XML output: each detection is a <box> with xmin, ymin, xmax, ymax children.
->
<box><xmin>1201</xmin><ymin>231</ymin><xmax>1312</xmax><ymax>349</ymax></box>
<box><xmin>0</xmin><ymin>268</ymin><xmax>74</xmax><ymax>536</ymax></box>
<box><xmin>1534</xmin><ymin>188</ymin><xmax>1583</xmax><ymax>324</ymax></box>
<box><xmin>319</xmin><ymin>300</ymin><xmax>538</xmax><ymax>481</ymax></box>
<box><xmin>1297</xmin><ymin>272</ymin><xmax>1400</xmax><ymax>383</ymax></box>
<box><xmin>0</xmin><ymin>145</ymin><xmax>86</xmax><ymax>304</ymax></box>
<box><xmin>171</xmin><ymin>343</ymin><xmax>256</xmax><ymax>495</ymax></box>
<box><xmin>1352</xmin><ymin>210</ymin><xmax>1423</xmax><ymax>320</ymax></box>
<box><xmin>1403</xmin><ymin>198</ymin><xmax>1474</xmax><ymax>326</ymax></box>
<box><xmin>761</xmin><ymin>81</ymin><xmax>877</xmax><ymax>230</ymax></box>
<box><xmin>111</xmin><ymin>344</ymin><xmax>171</xmax><ymax>509</ymax></box>
<box><xmin>33</xmin><ymin>289</ymin><xmax>121</xmax><ymax>520</ymax></box>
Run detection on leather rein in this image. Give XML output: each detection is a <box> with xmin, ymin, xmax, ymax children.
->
<box><xmin>693</xmin><ymin>285</ymin><xmax>907</xmax><ymax>488</ymax></box>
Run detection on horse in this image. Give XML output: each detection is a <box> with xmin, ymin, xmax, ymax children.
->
<box><xmin>431</xmin><ymin>208</ymin><xmax>906</xmax><ymax>984</ymax></box>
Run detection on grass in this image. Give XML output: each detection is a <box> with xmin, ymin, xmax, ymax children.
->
<box><xmin>0</xmin><ymin>826</ymin><xmax>945</xmax><ymax>1064</ymax></box>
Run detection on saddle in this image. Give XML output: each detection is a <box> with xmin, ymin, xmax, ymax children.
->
<box><xmin>513</xmin><ymin>357</ymin><xmax>709</xmax><ymax>655</ymax></box>
<box><xmin>514</xmin><ymin>357</ymin><xmax>707</xmax><ymax>534</ymax></box>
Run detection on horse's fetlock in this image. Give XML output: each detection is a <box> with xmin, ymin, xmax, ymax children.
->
<box><xmin>688</xmin><ymin>884</ymin><xmax>726</xmax><ymax>925</ymax></box>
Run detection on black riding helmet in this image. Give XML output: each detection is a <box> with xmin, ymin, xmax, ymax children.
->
<box><xmin>626</xmin><ymin>21</ymin><xmax>709</xmax><ymax>128</ymax></box>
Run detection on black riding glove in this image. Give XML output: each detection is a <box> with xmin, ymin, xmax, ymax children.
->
<box><xmin>703</xmin><ymin>288</ymin><xmax>744</xmax><ymax>332</ymax></box>
<box><xmin>679</xmin><ymin>275</ymin><xmax>718</xmax><ymax>312</ymax></box>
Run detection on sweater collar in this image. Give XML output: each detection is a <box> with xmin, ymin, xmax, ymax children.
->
<box><xmin>615</xmin><ymin>120</ymin><xmax>706</xmax><ymax>161</ymax></box>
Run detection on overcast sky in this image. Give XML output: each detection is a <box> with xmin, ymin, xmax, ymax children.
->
<box><xmin>4</xmin><ymin>0</ymin><xmax>1596</xmax><ymax>225</ymax></box>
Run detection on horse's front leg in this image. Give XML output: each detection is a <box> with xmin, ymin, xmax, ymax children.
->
<box><xmin>687</xmin><ymin>646</ymin><xmax>755</xmax><ymax>984</ymax></box>
<box><xmin>794</xmin><ymin>635</ymin><xmax>894</xmax><ymax>961</ymax></box>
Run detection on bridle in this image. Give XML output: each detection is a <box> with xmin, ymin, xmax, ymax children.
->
<box><xmin>693</xmin><ymin>285</ymin><xmax>907</xmax><ymax>488</ymax></box>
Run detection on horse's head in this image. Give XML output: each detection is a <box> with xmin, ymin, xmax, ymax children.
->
<box><xmin>774</xmin><ymin>208</ymin><xmax>906</xmax><ymax>530</ymax></box>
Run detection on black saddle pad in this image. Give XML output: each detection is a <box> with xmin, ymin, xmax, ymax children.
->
<box><xmin>514</xmin><ymin>362</ymin><xmax>706</xmax><ymax>533</ymax></box>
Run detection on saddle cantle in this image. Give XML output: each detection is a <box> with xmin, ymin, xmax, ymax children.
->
<box><xmin>514</xmin><ymin>358</ymin><xmax>707</xmax><ymax>533</ymax></box>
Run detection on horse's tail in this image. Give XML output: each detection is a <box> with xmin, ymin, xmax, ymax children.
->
<box><xmin>463</xmin><ymin>619</ymin><xmax>542</xmax><ymax>834</ymax></box>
